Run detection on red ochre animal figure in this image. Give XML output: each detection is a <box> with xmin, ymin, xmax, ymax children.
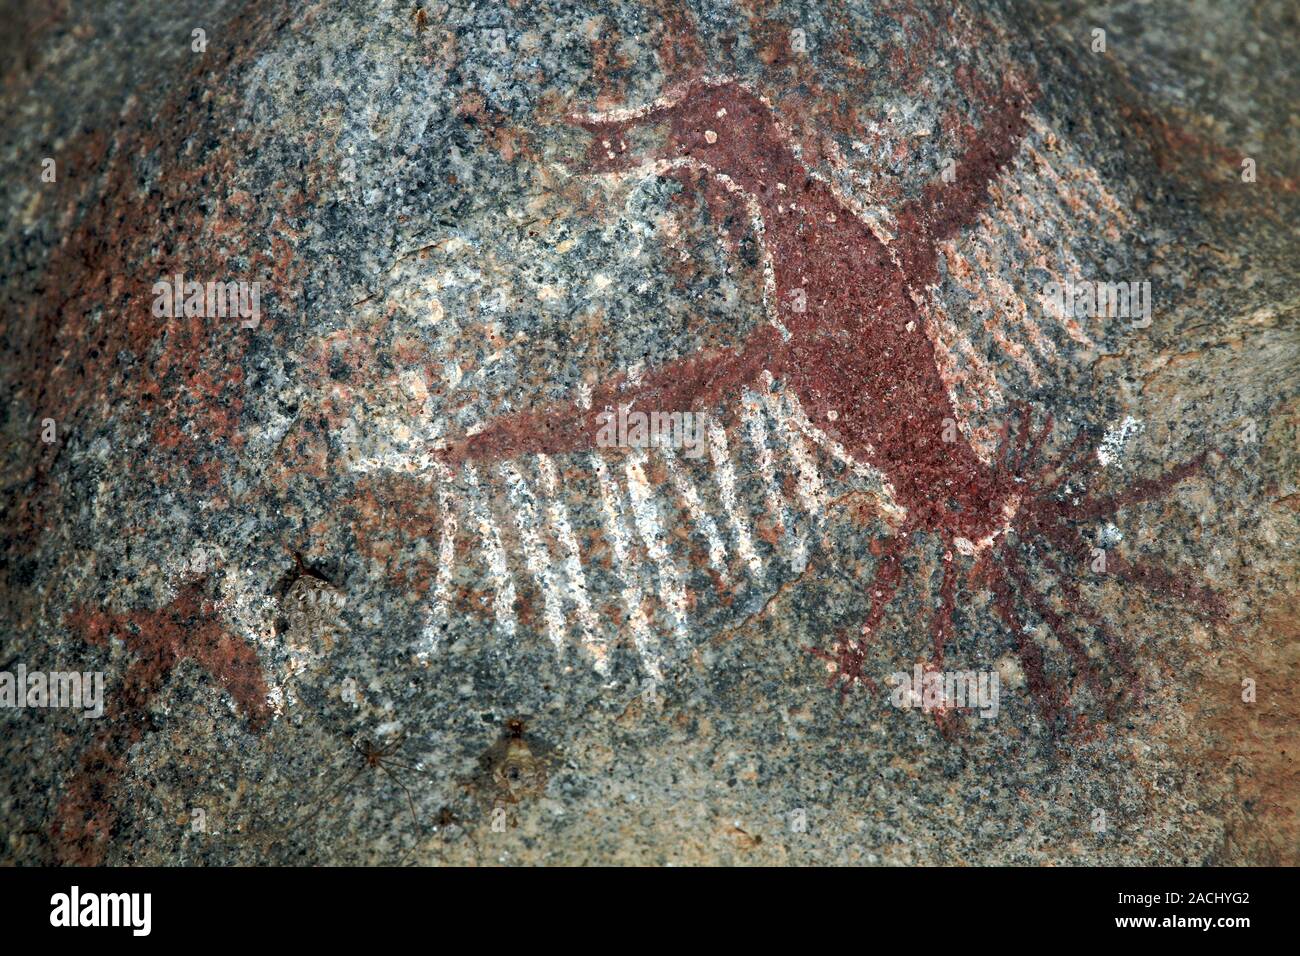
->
<box><xmin>439</xmin><ymin>77</ymin><xmax>1223</xmax><ymax>724</ymax></box>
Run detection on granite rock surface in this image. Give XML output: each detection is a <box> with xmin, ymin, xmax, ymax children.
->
<box><xmin>1</xmin><ymin>0</ymin><xmax>1297</xmax><ymax>865</ymax></box>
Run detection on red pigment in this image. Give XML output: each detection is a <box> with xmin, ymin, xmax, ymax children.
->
<box><xmin>52</xmin><ymin>582</ymin><xmax>269</xmax><ymax>864</ymax></box>
<box><xmin>441</xmin><ymin>79</ymin><xmax>1224</xmax><ymax>723</ymax></box>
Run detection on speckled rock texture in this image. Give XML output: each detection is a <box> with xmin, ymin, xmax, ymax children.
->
<box><xmin>1</xmin><ymin>0</ymin><xmax>1296</xmax><ymax>865</ymax></box>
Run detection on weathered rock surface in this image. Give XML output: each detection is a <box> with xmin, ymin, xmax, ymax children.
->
<box><xmin>1</xmin><ymin>0</ymin><xmax>1296</xmax><ymax>865</ymax></box>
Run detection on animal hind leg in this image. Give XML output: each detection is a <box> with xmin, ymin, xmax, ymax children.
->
<box><xmin>990</xmin><ymin>560</ymin><xmax>1063</xmax><ymax>724</ymax></box>
<box><xmin>805</xmin><ymin>530</ymin><xmax>911</xmax><ymax>698</ymax></box>
<box><xmin>929</xmin><ymin>553</ymin><xmax>959</xmax><ymax>668</ymax></box>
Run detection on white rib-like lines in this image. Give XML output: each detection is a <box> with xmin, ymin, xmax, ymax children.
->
<box><xmin>463</xmin><ymin>463</ymin><xmax>517</xmax><ymax>638</ymax></box>
<box><xmin>500</xmin><ymin>461</ymin><xmax>566</xmax><ymax>652</ymax></box>
<box><xmin>368</xmin><ymin>107</ymin><xmax>1138</xmax><ymax>681</ymax></box>
<box><xmin>944</xmin><ymin>244</ymin><xmax>1043</xmax><ymax>385</ymax></box>
<box><xmin>708</xmin><ymin>418</ymin><xmax>767</xmax><ymax>584</ymax></box>
<box><xmin>760</xmin><ymin>386</ymin><xmax>827</xmax><ymax>561</ymax></box>
<box><xmin>624</xmin><ymin>450</ymin><xmax>691</xmax><ymax>647</ymax></box>
<box><xmin>927</xmin><ymin>122</ymin><xmax>1134</xmax><ymax>405</ymax></box>
<box><xmin>971</xmin><ymin>223</ymin><xmax>1058</xmax><ymax>363</ymax></box>
<box><xmin>662</xmin><ymin>446</ymin><xmax>730</xmax><ymax>583</ymax></box>
<box><xmin>359</xmin><ymin>384</ymin><xmax>905</xmax><ymax>678</ymax></box>
<box><xmin>591</xmin><ymin>453</ymin><xmax>663</xmax><ymax>679</ymax></box>
<box><xmin>421</xmin><ymin>460</ymin><xmax>459</xmax><ymax>654</ymax></box>
<box><xmin>911</xmin><ymin>293</ymin><xmax>1004</xmax><ymax>464</ymax></box>
<box><xmin>746</xmin><ymin>379</ymin><xmax>816</xmax><ymax>570</ymax></box>
<box><xmin>537</xmin><ymin>454</ymin><xmax>607</xmax><ymax>673</ymax></box>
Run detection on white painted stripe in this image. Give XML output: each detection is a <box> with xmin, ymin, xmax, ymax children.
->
<box><xmin>766</xmin><ymin>387</ymin><xmax>828</xmax><ymax>523</ymax></box>
<box><xmin>912</xmin><ymin>289</ymin><xmax>1002</xmax><ymax>463</ymax></box>
<box><xmin>784</xmin><ymin>399</ymin><xmax>878</xmax><ymax>482</ymax></box>
<box><xmin>708</xmin><ymin>419</ymin><xmax>766</xmax><ymax>584</ymax></box>
<box><xmin>945</xmin><ymin>247</ymin><xmax>1042</xmax><ymax>384</ymax></box>
<box><xmin>950</xmin><ymin>331</ymin><xmax>1006</xmax><ymax>409</ymax></box>
<box><xmin>998</xmin><ymin>185</ymin><xmax>1093</xmax><ymax>348</ymax></box>
<box><xmin>537</xmin><ymin>454</ymin><xmax>608</xmax><ymax>673</ymax></box>
<box><xmin>741</xmin><ymin>391</ymin><xmax>787</xmax><ymax>537</ymax></box>
<box><xmin>756</xmin><ymin>388</ymin><xmax>815</xmax><ymax>569</ymax></box>
<box><xmin>421</xmin><ymin>460</ymin><xmax>459</xmax><ymax>655</ymax></box>
<box><xmin>919</xmin><ymin>304</ymin><xmax>970</xmax><ymax>410</ymax></box>
<box><xmin>972</xmin><ymin>222</ymin><xmax>1058</xmax><ymax>362</ymax></box>
<box><xmin>1009</xmin><ymin>159</ymin><xmax>1095</xmax><ymax>294</ymax></box>
<box><xmin>1026</xmin><ymin>116</ymin><xmax>1131</xmax><ymax>231</ymax></box>
<box><xmin>567</xmin><ymin>74</ymin><xmax>741</xmax><ymax>125</ymax></box>
<box><xmin>591</xmin><ymin>454</ymin><xmax>663</xmax><ymax>679</ymax></box>
<box><xmin>744</xmin><ymin>385</ymin><xmax>813</xmax><ymax>571</ymax></box>
<box><xmin>500</xmin><ymin>461</ymin><xmax>567</xmax><ymax>652</ymax></box>
<box><xmin>350</xmin><ymin>448</ymin><xmax>438</xmax><ymax>475</ymax></box>
<box><xmin>780</xmin><ymin>394</ymin><xmax>908</xmax><ymax>525</ymax></box>
<box><xmin>624</xmin><ymin>450</ymin><xmax>691</xmax><ymax>647</ymax></box>
<box><xmin>661</xmin><ymin>446</ymin><xmax>729</xmax><ymax>582</ymax></box>
<box><xmin>462</xmin><ymin>463</ymin><xmax>517</xmax><ymax>637</ymax></box>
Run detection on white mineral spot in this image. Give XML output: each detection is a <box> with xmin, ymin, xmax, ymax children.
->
<box><xmin>1097</xmin><ymin>415</ymin><xmax>1143</xmax><ymax>468</ymax></box>
<box><xmin>400</xmin><ymin>369</ymin><xmax>428</xmax><ymax>403</ymax></box>
<box><xmin>426</xmin><ymin>296</ymin><xmax>445</xmax><ymax>326</ymax></box>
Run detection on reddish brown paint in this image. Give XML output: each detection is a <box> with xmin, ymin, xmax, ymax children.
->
<box><xmin>52</xmin><ymin>582</ymin><xmax>269</xmax><ymax>864</ymax></box>
<box><xmin>439</xmin><ymin>77</ymin><xmax>1223</xmax><ymax>724</ymax></box>
<box><xmin>452</xmin><ymin>78</ymin><xmax>1029</xmax><ymax>542</ymax></box>
<box><xmin>4</xmin><ymin>5</ymin><xmax>311</xmax><ymax>567</ymax></box>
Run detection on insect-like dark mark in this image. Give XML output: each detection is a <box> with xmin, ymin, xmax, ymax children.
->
<box><xmin>476</xmin><ymin>717</ymin><xmax>551</xmax><ymax>806</ymax></box>
<box><xmin>254</xmin><ymin>731</ymin><xmax>431</xmax><ymax>865</ymax></box>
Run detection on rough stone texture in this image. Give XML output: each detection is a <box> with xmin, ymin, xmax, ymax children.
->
<box><xmin>1</xmin><ymin>0</ymin><xmax>1295</xmax><ymax>865</ymax></box>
